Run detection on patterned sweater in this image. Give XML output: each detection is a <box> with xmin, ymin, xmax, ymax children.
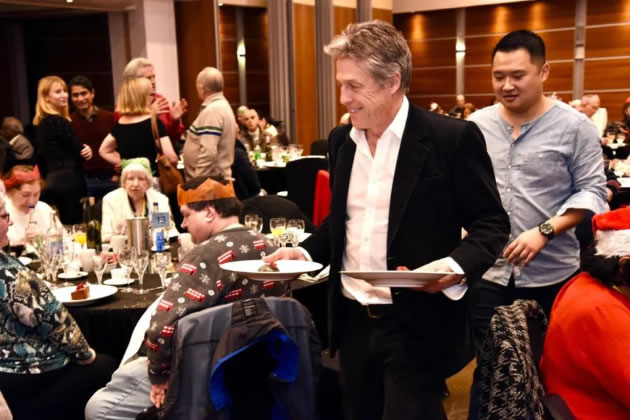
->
<box><xmin>0</xmin><ymin>253</ymin><xmax>92</xmax><ymax>374</ymax></box>
<box><xmin>146</xmin><ymin>226</ymin><xmax>288</xmax><ymax>384</ymax></box>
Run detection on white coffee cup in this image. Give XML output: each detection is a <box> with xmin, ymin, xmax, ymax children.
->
<box><xmin>111</xmin><ymin>235</ymin><xmax>127</xmax><ymax>254</ymax></box>
<box><xmin>111</xmin><ymin>268</ymin><xmax>126</xmax><ymax>281</ymax></box>
<box><xmin>78</xmin><ymin>249</ymin><xmax>96</xmax><ymax>272</ymax></box>
<box><xmin>178</xmin><ymin>233</ymin><xmax>194</xmax><ymax>250</ymax></box>
<box><xmin>64</xmin><ymin>261</ymin><xmax>81</xmax><ymax>277</ymax></box>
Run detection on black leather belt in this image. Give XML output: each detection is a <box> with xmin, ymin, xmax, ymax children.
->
<box><xmin>365</xmin><ymin>304</ymin><xmax>393</xmax><ymax>319</ymax></box>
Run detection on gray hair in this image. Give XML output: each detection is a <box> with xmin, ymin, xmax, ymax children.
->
<box><xmin>324</xmin><ymin>20</ymin><xmax>412</xmax><ymax>93</ymax></box>
<box><xmin>197</xmin><ymin>67</ymin><xmax>224</xmax><ymax>93</ymax></box>
<box><xmin>123</xmin><ymin>57</ymin><xmax>154</xmax><ymax>80</ymax></box>
<box><xmin>120</xmin><ymin>168</ymin><xmax>152</xmax><ymax>188</ymax></box>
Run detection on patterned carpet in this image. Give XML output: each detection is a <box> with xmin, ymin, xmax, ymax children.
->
<box><xmin>444</xmin><ymin>359</ymin><xmax>476</xmax><ymax>420</ymax></box>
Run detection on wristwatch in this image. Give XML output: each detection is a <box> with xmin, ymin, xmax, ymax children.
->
<box><xmin>537</xmin><ymin>221</ymin><xmax>555</xmax><ymax>240</ymax></box>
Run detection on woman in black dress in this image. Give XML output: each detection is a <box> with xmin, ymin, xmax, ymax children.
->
<box><xmin>99</xmin><ymin>77</ymin><xmax>178</xmax><ymax>183</ymax></box>
<box><xmin>33</xmin><ymin>75</ymin><xmax>93</xmax><ymax>224</ymax></box>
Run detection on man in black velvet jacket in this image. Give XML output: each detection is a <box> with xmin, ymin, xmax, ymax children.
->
<box><xmin>266</xmin><ymin>20</ymin><xmax>509</xmax><ymax>420</ymax></box>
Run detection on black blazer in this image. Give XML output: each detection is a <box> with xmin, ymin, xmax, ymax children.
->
<box><xmin>302</xmin><ymin>103</ymin><xmax>510</xmax><ymax>380</ymax></box>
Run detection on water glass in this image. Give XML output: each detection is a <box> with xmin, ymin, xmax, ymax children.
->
<box><xmin>617</xmin><ymin>133</ymin><xmax>626</xmax><ymax>144</ymax></box>
<box><xmin>117</xmin><ymin>247</ymin><xmax>136</xmax><ymax>293</ymax></box>
<box><xmin>92</xmin><ymin>252</ymin><xmax>112</xmax><ymax>285</ymax></box>
<box><xmin>270</xmin><ymin>218</ymin><xmax>287</xmax><ymax>245</ymax></box>
<box><xmin>154</xmin><ymin>253</ymin><xmax>172</xmax><ymax>289</ymax></box>
<box><xmin>244</xmin><ymin>214</ymin><xmax>262</xmax><ymax>232</ymax></box>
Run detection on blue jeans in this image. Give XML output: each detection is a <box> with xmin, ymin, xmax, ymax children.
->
<box><xmin>85</xmin><ymin>357</ymin><xmax>153</xmax><ymax>420</ymax></box>
<box><xmin>85</xmin><ymin>175</ymin><xmax>119</xmax><ymax>199</ymax></box>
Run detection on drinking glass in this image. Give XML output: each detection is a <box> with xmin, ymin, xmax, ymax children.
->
<box><xmin>73</xmin><ymin>224</ymin><xmax>87</xmax><ymax>248</ymax></box>
<box><xmin>92</xmin><ymin>252</ymin><xmax>112</xmax><ymax>285</ymax></box>
<box><xmin>607</xmin><ymin>131</ymin><xmax>616</xmax><ymax>144</ymax></box>
<box><xmin>296</xmin><ymin>144</ymin><xmax>304</xmax><ymax>157</ymax></box>
<box><xmin>132</xmin><ymin>250</ymin><xmax>150</xmax><ymax>294</ymax></box>
<box><xmin>59</xmin><ymin>237</ymin><xmax>76</xmax><ymax>287</ymax></box>
<box><xmin>117</xmin><ymin>247</ymin><xmax>136</xmax><ymax>293</ymax></box>
<box><xmin>244</xmin><ymin>214</ymin><xmax>262</xmax><ymax>232</ymax></box>
<box><xmin>153</xmin><ymin>253</ymin><xmax>172</xmax><ymax>289</ymax></box>
<box><xmin>177</xmin><ymin>246</ymin><xmax>190</xmax><ymax>263</ymax></box>
<box><xmin>617</xmin><ymin>133</ymin><xmax>626</xmax><ymax>144</ymax></box>
<box><xmin>269</xmin><ymin>218</ymin><xmax>287</xmax><ymax>245</ymax></box>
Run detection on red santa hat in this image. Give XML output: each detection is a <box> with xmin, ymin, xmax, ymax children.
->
<box><xmin>593</xmin><ymin>207</ymin><xmax>630</xmax><ymax>257</ymax></box>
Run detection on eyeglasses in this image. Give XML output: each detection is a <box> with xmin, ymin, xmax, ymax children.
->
<box><xmin>0</xmin><ymin>213</ymin><xmax>10</xmax><ymax>222</ymax></box>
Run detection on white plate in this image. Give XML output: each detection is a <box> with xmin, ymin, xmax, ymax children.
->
<box><xmin>220</xmin><ymin>260</ymin><xmax>323</xmax><ymax>281</ymax></box>
<box><xmin>52</xmin><ymin>284</ymin><xmax>118</xmax><ymax>306</ymax></box>
<box><xmin>57</xmin><ymin>271</ymin><xmax>88</xmax><ymax>280</ymax></box>
<box><xmin>151</xmin><ymin>245</ymin><xmax>170</xmax><ymax>252</ymax></box>
<box><xmin>340</xmin><ymin>270</ymin><xmax>452</xmax><ymax>288</ymax></box>
<box><xmin>262</xmin><ymin>161</ymin><xmax>286</xmax><ymax>168</ymax></box>
<box><xmin>18</xmin><ymin>256</ymin><xmax>32</xmax><ymax>265</ymax></box>
<box><xmin>104</xmin><ymin>278</ymin><xmax>135</xmax><ymax>286</ymax></box>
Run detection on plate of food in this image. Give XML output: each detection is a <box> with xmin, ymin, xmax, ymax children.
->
<box><xmin>220</xmin><ymin>260</ymin><xmax>323</xmax><ymax>281</ymax></box>
<box><xmin>52</xmin><ymin>283</ymin><xmax>118</xmax><ymax>306</ymax></box>
<box><xmin>340</xmin><ymin>270</ymin><xmax>451</xmax><ymax>288</ymax></box>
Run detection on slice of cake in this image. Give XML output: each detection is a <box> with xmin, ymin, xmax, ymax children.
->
<box><xmin>71</xmin><ymin>282</ymin><xmax>90</xmax><ymax>300</ymax></box>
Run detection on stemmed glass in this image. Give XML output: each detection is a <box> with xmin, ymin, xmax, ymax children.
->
<box><xmin>287</xmin><ymin>219</ymin><xmax>305</xmax><ymax>247</ymax></box>
<box><xmin>92</xmin><ymin>252</ymin><xmax>112</xmax><ymax>285</ymax></box>
<box><xmin>59</xmin><ymin>237</ymin><xmax>75</xmax><ymax>287</ymax></box>
<box><xmin>132</xmin><ymin>250</ymin><xmax>150</xmax><ymax>294</ymax></box>
<box><xmin>117</xmin><ymin>247</ymin><xmax>136</xmax><ymax>293</ymax></box>
<box><xmin>269</xmin><ymin>218</ymin><xmax>286</xmax><ymax>246</ymax></box>
<box><xmin>72</xmin><ymin>224</ymin><xmax>87</xmax><ymax>249</ymax></box>
<box><xmin>153</xmin><ymin>253</ymin><xmax>171</xmax><ymax>289</ymax></box>
<box><xmin>244</xmin><ymin>214</ymin><xmax>262</xmax><ymax>232</ymax></box>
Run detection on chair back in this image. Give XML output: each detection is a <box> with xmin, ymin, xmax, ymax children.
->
<box><xmin>285</xmin><ymin>157</ymin><xmax>328</xmax><ymax>221</ymax></box>
<box><xmin>312</xmin><ymin>170</ymin><xmax>331</xmax><ymax>226</ymax></box>
<box><xmin>162</xmin><ymin>297</ymin><xmax>321</xmax><ymax>420</ymax></box>
<box><xmin>310</xmin><ymin>140</ymin><xmax>328</xmax><ymax>157</ymax></box>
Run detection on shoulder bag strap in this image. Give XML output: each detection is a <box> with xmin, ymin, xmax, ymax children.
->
<box><xmin>150</xmin><ymin>112</ymin><xmax>163</xmax><ymax>154</ymax></box>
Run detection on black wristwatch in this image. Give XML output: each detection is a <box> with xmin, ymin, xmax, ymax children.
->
<box><xmin>538</xmin><ymin>221</ymin><xmax>555</xmax><ymax>240</ymax></box>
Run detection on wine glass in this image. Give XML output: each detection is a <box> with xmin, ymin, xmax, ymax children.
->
<box><xmin>72</xmin><ymin>224</ymin><xmax>87</xmax><ymax>249</ymax></box>
<box><xmin>244</xmin><ymin>214</ymin><xmax>262</xmax><ymax>232</ymax></box>
<box><xmin>131</xmin><ymin>250</ymin><xmax>150</xmax><ymax>294</ymax></box>
<box><xmin>287</xmin><ymin>219</ymin><xmax>305</xmax><ymax>247</ymax></box>
<box><xmin>269</xmin><ymin>218</ymin><xmax>286</xmax><ymax>246</ymax></box>
<box><xmin>92</xmin><ymin>252</ymin><xmax>112</xmax><ymax>285</ymax></box>
<box><xmin>58</xmin><ymin>237</ymin><xmax>76</xmax><ymax>287</ymax></box>
<box><xmin>117</xmin><ymin>247</ymin><xmax>136</xmax><ymax>293</ymax></box>
<box><xmin>153</xmin><ymin>253</ymin><xmax>171</xmax><ymax>289</ymax></box>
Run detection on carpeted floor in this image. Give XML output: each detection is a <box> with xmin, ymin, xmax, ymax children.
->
<box><xmin>443</xmin><ymin>359</ymin><xmax>476</xmax><ymax>420</ymax></box>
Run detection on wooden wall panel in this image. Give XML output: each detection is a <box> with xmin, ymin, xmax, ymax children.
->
<box><xmin>218</xmin><ymin>5</ymin><xmax>240</xmax><ymax>111</ymax></box>
<box><xmin>394</xmin><ymin>9</ymin><xmax>456</xmax><ymax>40</ymax></box>
<box><xmin>544</xmin><ymin>61</ymin><xmax>573</xmax><ymax>93</ymax></box>
<box><xmin>586</xmin><ymin>0</ymin><xmax>630</xmax><ymax>26</ymax></box>
<box><xmin>584</xmin><ymin>59</ymin><xmax>630</xmax><ymax>91</ymax></box>
<box><xmin>243</xmin><ymin>7</ymin><xmax>269</xmax><ymax>119</ymax></box>
<box><xmin>334</xmin><ymin>6</ymin><xmax>356</xmax><ymax>124</ymax></box>
<box><xmin>585</xmin><ymin>26</ymin><xmax>630</xmax><ymax>58</ymax></box>
<box><xmin>293</xmin><ymin>3</ymin><xmax>318</xmax><ymax>147</ymax></box>
<box><xmin>464</xmin><ymin>66</ymin><xmax>493</xmax><ymax>94</ymax></box>
<box><xmin>409</xmin><ymin>39</ymin><xmax>455</xmax><ymax>68</ymax></box>
<box><xmin>594</xmin><ymin>92</ymin><xmax>630</xmax><ymax>117</ymax></box>
<box><xmin>466</xmin><ymin>0</ymin><xmax>575</xmax><ymax>36</ymax></box>
<box><xmin>410</xmin><ymin>68</ymin><xmax>456</xmax><ymax>96</ymax></box>
<box><xmin>373</xmin><ymin>8</ymin><xmax>392</xmax><ymax>24</ymax></box>
<box><xmin>22</xmin><ymin>14</ymin><xmax>115</xmax><ymax>119</ymax></box>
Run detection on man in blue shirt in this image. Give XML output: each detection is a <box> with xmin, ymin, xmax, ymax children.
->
<box><xmin>468</xmin><ymin>29</ymin><xmax>607</xmax><ymax>417</ymax></box>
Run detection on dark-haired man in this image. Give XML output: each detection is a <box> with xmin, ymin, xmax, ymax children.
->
<box><xmin>69</xmin><ymin>75</ymin><xmax>117</xmax><ymax>198</ymax></box>
<box><xmin>467</xmin><ymin>29</ymin><xmax>607</xmax><ymax>417</ymax></box>
<box><xmin>85</xmin><ymin>176</ymin><xmax>287</xmax><ymax>419</ymax></box>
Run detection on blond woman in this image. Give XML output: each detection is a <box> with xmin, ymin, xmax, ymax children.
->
<box><xmin>99</xmin><ymin>77</ymin><xmax>178</xmax><ymax>181</ymax></box>
<box><xmin>33</xmin><ymin>75</ymin><xmax>92</xmax><ymax>224</ymax></box>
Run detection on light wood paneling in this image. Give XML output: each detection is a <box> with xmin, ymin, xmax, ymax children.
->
<box><xmin>243</xmin><ymin>7</ymin><xmax>269</xmax><ymax>118</ymax></box>
<box><xmin>466</xmin><ymin>0</ymin><xmax>576</xmax><ymax>36</ymax></box>
<box><xmin>409</xmin><ymin>39</ymin><xmax>456</xmax><ymax>67</ymax></box>
<box><xmin>585</xmin><ymin>58</ymin><xmax>630</xmax><ymax>91</ymax></box>
<box><xmin>585</xmin><ymin>25</ymin><xmax>630</xmax><ymax>58</ymax></box>
<box><xmin>394</xmin><ymin>9</ymin><xmax>456</xmax><ymax>40</ymax></box>
<box><xmin>219</xmin><ymin>5</ymin><xmax>237</xmax><ymax>39</ymax></box>
<box><xmin>222</xmin><ymin>72</ymin><xmax>240</xmax><ymax>108</ymax></box>
<box><xmin>586</xmin><ymin>0</ymin><xmax>630</xmax><ymax>26</ymax></box>
<box><xmin>221</xmin><ymin>39</ymin><xmax>238</xmax><ymax>72</ymax></box>
<box><xmin>410</xmin><ymin>68</ymin><xmax>456</xmax><ymax>96</ymax></box>
<box><xmin>218</xmin><ymin>5</ymin><xmax>240</xmax><ymax>110</ymax></box>
<box><xmin>466</xmin><ymin>29</ymin><xmax>575</xmax><ymax>66</ymax></box>
<box><xmin>544</xmin><ymin>61</ymin><xmax>573</xmax><ymax>93</ymax></box>
<box><xmin>293</xmin><ymin>3</ymin><xmax>318</xmax><ymax>147</ymax></box>
<box><xmin>373</xmin><ymin>8</ymin><xmax>393</xmax><ymax>24</ymax></box>
<box><xmin>333</xmin><ymin>6</ymin><xmax>356</xmax><ymax>124</ymax></box>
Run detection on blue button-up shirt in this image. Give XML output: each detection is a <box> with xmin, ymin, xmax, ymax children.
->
<box><xmin>469</xmin><ymin>101</ymin><xmax>607</xmax><ymax>287</ymax></box>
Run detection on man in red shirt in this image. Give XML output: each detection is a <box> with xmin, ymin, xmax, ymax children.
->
<box><xmin>69</xmin><ymin>75</ymin><xmax>117</xmax><ymax>198</ymax></box>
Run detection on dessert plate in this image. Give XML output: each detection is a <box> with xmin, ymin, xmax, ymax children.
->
<box><xmin>52</xmin><ymin>285</ymin><xmax>118</xmax><ymax>306</ymax></box>
<box><xmin>104</xmin><ymin>278</ymin><xmax>135</xmax><ymax>286</ymax></box>
<box><xmin>340</xmin><ymin>270</ymin><xmax>451</xmax><ymax>288</ymax></box>
<box><xmin>18</xmin><ymin>256</ymin><xmax>33</xmax><ymax>266</ymax></box>
<box><xmin>220</xmin><ymin>260</ymin><xmax>323</xmax><ymax>281</ymax></box>
<box><xmin>58</xmin><ymin>271</ymin><xmax>88</xmax><ymax>280</ymax></box>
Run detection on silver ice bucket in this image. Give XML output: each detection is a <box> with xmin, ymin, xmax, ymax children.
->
<box><xmin>126</xmin><ymin>217</ymin><xmax>151</xmax><ymax>252</ymax></box>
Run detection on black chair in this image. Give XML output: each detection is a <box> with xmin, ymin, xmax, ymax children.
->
<box><xmin>285</xmin><ymin>157</ymin><xmax>328</xmax><ymax>221</ymax></box>
<box><xmin>240</xmin><ymin>195</ymin><xmax>315</xmax><ymax>233</ymax></box>
<box><xmin>310</xmin><ymin>140</ymin><xmax>328</xmax><ymax>157</ymax></box>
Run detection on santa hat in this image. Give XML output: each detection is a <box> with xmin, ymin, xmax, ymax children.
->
<box><xmin>593</xmin><ymin>207</ymin><xmax>630</xmax><ymax>257</ymax></box>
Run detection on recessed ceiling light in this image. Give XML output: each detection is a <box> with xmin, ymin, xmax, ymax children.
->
<box><xmin>67</xmin><ymin>0</ymin><xmax>74</xmax><ymax>3</ymax></box>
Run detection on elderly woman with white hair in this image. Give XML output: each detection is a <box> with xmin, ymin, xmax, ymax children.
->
<box><xmin>101</xmin><ymin>158</ymin><xmax>178</xmax><ymax>242</ymax></box>
<box><xmin>0</xmin><ymin>192</ymin><xmax>116</xmax><ymax>419</ymax></box>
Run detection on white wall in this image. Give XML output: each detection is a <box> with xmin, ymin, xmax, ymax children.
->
<box><xmin>393</xmin><ymin>0</ymin><xmax>532</xmax><ymax>13</ymax></box>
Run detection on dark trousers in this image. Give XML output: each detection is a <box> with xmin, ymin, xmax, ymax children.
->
<box><xmin>43</xmin><ymin>167</ymin><xmax>87</xmax><ymax>225</ymax></box>
<box><xmin>467</xmin><ymin>271</ymin><xmax>578</xmax><ymax>420</ymax></box>
<box><xmin>85</xmin><ymin>175</ymin><xmax>118</xmax><ymax>199</ymax></box>
<box><xmin>338</xmin><ymin>298</ymin><xmax>447</xmax><ymax>420</ymax></box>
<box><xmin>0</xmin><ymin>353</ymin><xmax>116</xmax><ymax>420</ymax></box>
